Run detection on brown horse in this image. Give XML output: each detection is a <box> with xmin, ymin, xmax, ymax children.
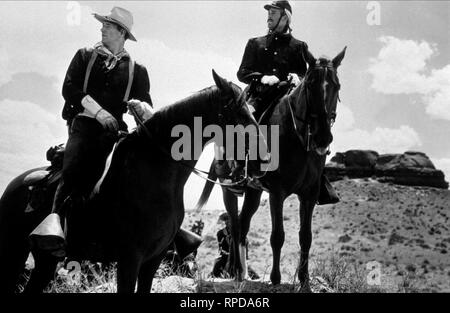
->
<box><xmin>194</xmin><ymin>48</ymin><xmax>346</xmax><ymax>291</ymax></box>
<box><xmin>0</xmin><ymin>71</ymin><xmax>267</xmax><ymax>293</ymax></box>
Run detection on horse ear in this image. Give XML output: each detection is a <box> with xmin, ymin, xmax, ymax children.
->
<box><xmin>212</xmin><ymin>69</ymin><xmax>233</xmax><ymax>94</ymax></box>
<box><xmin>332</xmin><ymin>46</ymin><xmax>347</xmax><ymax>68</ymax></box>
<box><xmin>303</xmin><ymin>47</ymin><xmax>316</xmax><ymax>69</ymax></box>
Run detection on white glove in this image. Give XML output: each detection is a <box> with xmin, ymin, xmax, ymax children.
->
<box><xmin>127</xmin><ymin>99</ymin><xmax>154</xmax><ymax>121</ymax></box>
<box><xmin>247</xmin><ymin>103</ymin><xmax>256</xmax><ymax>114</ymax></box>
<box><xmin>81</xmin><ymin>95</ymin><xmax>118</xmax><ymax>132</ymax></box>
<box><xmin>261</xmin><ymin>75</ymin><xmax>280</xmax><ymax>86</ymax></box>
<box><xmin>288</xmin><ymin>73</ymin><xmax>302</xmax><ymax>86</ymax></box>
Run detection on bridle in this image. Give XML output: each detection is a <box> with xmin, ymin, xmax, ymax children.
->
<box><xmin>129</xmin><ymin>91</ymin><xmax>255</xmax><ymax>188</ymax></box>
<box><xmin>287</xmin><ymin>60</ymin><xmax>340</xmax><ymax>154</ymax></box>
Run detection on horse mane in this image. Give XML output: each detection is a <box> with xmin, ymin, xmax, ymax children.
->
<box><xmin>137</xmin><ymin>85</ymin><xmax>221</xmax><ymax>139</ymax></box>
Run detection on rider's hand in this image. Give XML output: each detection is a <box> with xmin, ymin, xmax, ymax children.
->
<box><xmin>95</xmin><ymin>108</ymin><xmax>119</xmax><ymax>132</ymax></box>
<box><xmin>288</xmin><ymin>73</ymin><xmax>302</xmax><ymax>86</ymax></box>
<box><xmin>81</xmin><ymin>95</ymin><xmax>119</xmax><ymax>132</ymax></box>
<box><xmin>261</xmin><ymin>75</ymin><xmax>280</xmax><ymax>86</ymax></box>
<box><xmin>127</xmin><ymin>99</ymin><xmax>154</xmax><ymax>120</ymax></box>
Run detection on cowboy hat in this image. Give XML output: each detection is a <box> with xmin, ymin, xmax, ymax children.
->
<box><xmin>264</xmin><ymin>0</ymin><xmax>292</xmax><ymax>15</ymax></box>
<box><xmin>93</xmin><ymin>7</ymin><xmax>137</xmax><ymax>42</ymax></box>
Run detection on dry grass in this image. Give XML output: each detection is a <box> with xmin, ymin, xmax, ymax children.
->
<box><xmin>310</xmin><ymin>251</ymin><xmax>383</xmax><ymax>293</ymax></box>
<box><xmin>41</xmin><ymin>252</ymin><xmax>423</xmax><ymax>293</ymax></box>
<box><xmin>45</xmin><ymin>261</ymin><xmax>117</xmax><ymax>293</ymax></box>
<box><xmin>39</xmin><ymin>179</ymin><xmax>449</xmax><ymax>293</ymax></box>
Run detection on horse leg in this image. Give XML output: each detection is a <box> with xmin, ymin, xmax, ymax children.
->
<box><xmin>136</xmin><ymin>252</ymin><xmax>166</xmax><ymax>294</ymax></box>
<box><xmin>117</xmin><ymin>248</ymin><xmax>143</xmax><ymax>294</ymax></box>
<box><xmin>269</xmin><ymin>192</ymin><xmax>285</xmax><ymax>285</ymax></box>
<box><xmin>23</xmin><ymin>251</ymin><xmax>58</xmax><ymax>293</ymax></box>
<box><xmin>221</xmin><ymin>188</ymin><xmax>242</xmax><ymax>281</ymax></box>
<box><xmin>238</xmin><ymin>189</ymin><xmax>263</xmax><ymax>280</ymax></box>
<box><xmin>0</xmin><ymin>177</ymin><xmax>39</xmax><ymax>293</ymax></box>
<box><xmin>0</xmin><ymin>242</ymin><xmax>30</xmax><ymax>294</ymax></box>
<box><xmin>298</xmin><ymin>197</ymin><xmax>315</xmax><ymax>292</ymax></box>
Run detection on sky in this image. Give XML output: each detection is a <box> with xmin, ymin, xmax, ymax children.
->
<box><xmin>0</xmin><ymin>1</ymin><xmax>449</xmax><ymax>211</ymax></box>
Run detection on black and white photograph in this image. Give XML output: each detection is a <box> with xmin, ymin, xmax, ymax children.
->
<box><xmin>0</xmin><ymin>0</ymin><xmax>449</xmax><ymax>300</ymax></box>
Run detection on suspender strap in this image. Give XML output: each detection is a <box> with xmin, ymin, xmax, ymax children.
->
<box><xmin>123</xmin><ymin>58</ymin><xmax>135</xmax><ymax>102</ymax></box>
<box><xmin>83</xmin><ymin>50</ymin><xmax>135</xmax><ymax>102</ymax></box>
<box><xmin>83</xmin><ymin>50</ymin><xmax>98</xmax><ymax>93</ymax></box>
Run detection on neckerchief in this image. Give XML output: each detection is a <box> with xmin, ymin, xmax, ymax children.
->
<box><xmin>94</xmin><ymin>42</ymin><xmax>130</xmax><ymax>71</ymax></box>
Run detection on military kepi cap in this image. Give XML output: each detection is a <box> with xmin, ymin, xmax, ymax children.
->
<box><xmin>264</xmin><ymin>1</ymin><xmax>292</xmax><ymax>15</ymax></box>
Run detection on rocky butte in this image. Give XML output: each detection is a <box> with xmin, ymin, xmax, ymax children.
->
<box><xmin>324</xmin><ymin>150</ymin><xmax>449</xmax><ymax>189</ymax></box>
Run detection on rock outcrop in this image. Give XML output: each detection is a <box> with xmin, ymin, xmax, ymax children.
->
<box><xmin>325</xmin><ymin>150</ymin><xmax>449</xmax><ymax>189</ymax></box>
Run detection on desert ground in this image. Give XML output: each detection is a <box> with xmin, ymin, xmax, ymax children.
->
<box><xmin>43</xmin><ymin>178</ymin><xmax>450</xmax><ymax>293</ymax></box>
<box><xmin>182</xmin><ymin>178</ymin><xmax>450</xmax><ymax>293</ymax></box>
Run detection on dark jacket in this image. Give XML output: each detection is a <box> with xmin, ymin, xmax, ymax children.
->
<box><xmin>62</xmin><ymin>47</ymin><xmax>152</xmax><ymax>122</ymax></box>
<box><xmin>237</xmin><ymin>33</ymin><xmax>308</xmax><ymax>85</ymax></box>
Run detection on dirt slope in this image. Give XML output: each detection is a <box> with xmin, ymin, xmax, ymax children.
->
<box><xmin>184</xmin><ymin>178</ymin><xmax>450</xmax><ymax>292</ymax></box>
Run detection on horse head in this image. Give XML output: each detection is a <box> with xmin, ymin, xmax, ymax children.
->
<box><xmin>295</xmin><ymin>46</ymin><xmax>346</xmax><ymax>156</ymax></box>
<box><xmin>212</xmin><ymin>70</ymin><xmax>270</xmax><ymax>170</ymax></box>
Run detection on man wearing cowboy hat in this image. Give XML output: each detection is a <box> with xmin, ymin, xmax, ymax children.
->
<box><xmin>29</xmin><ymin>7</ymin><xmax>156</xmax><ymax>255</ymax></box>
<box><xmin>234</xmin><ymin>0</ymin><xmax>339</xmax><ymax>204</ymax></box>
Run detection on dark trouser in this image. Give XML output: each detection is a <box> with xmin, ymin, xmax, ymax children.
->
<box><xmin>54</xmin><ymin>116</ymin><xmax>125</xmax><ymax>214</ymax></box>
<box><xmin>212</xmin><ymin>254</ymin><xmax>228</xmax><ymax>278</ymax></box>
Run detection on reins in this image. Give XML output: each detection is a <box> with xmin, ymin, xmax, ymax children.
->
<box><xmin>286</xmin><ymin>63</ymin><xmax>339</xmax><ymax>155</ymax></box>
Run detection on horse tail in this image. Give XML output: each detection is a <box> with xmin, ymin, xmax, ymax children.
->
<box><xmin>194</xmin><ymin>159</ymin><xmax>218</xmax><ymax>212</ymax></box>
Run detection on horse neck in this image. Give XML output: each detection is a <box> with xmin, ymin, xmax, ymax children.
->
<box><xmin>268</xmin><ymin>84</ymin><xmax>307</xmax><ymax>137</ymax></box>
<box><xmin>142</xmin><ymin>86</ymin><xmax>223</xmax><ymax>154</ymax></box>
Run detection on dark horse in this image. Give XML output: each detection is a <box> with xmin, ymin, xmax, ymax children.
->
<box><xmin>0</xmin><ymin>71</ymin><xmax>266</xmax><ymax>293</ymax></box>
<box><xmin>194</xmin><ymin>48</ymin><xmax>346</xmax><ymax>291</ymax></box>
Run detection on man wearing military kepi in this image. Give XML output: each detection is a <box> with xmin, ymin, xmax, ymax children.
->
<box><xmin>237</xmin><ymin>1</ymin><xmax>339</xmax><ymax>205</ymax></box>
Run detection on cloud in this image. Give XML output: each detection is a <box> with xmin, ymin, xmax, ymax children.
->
<box><xmin>332</xmin><ymin>124</ymin><xmax>422</xmax><ymax>154</ymax></box>
<box><xmin>0</xmin><ymin>2</ymin><xmax>99</xmax><ymax>88</ymax></box>
<box><xmin>128</xmin><ymin>39</ymin><xmax>242</xmax><ymax>109</ymax></box>
<box><xmin>332</xmin><ymin>104</ymin><xmax>421</xmax><ymax>154</ymax></box>
<box><xmin>333</xmin><ymin>104</ymin><xmax>356</xmax><ymax>132</ymax></box>
<box><xmin>425</xmin><ymin>65</ymin><xmax>450</xmax><ymax>120</ymax></box>
<box><xmin>369</xmin><ymin>36</ymin><xmax>450</xmax><ymax>121</ymax></box>
<box><xmin>0</xmin><ymin>72</ymin><xmax>61</xmax><ymax>113</ymax></box>
<box><xmin>0</xmin><ymin>47</ymin><xmax>9</xmax><ymax>86</ymax></box>
<box><xmin>0</xmin><ymin>99</ymin><xmax>67</xmax><ymax>194</ymax></box>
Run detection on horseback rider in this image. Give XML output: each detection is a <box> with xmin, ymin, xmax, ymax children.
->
<box><xmin>219</xmin><ymin>1</ymin><xmax>339</xmax><ymax>205</ymax></box>
<box><xmin>29</xmin><ymin>7</ymin><xmax>201</xmax><ymax>257</ymax></box>
<box><xmin>238</xmin><ymin>0</ymin><xmax>306</xmax><ymax>121</ymax></box>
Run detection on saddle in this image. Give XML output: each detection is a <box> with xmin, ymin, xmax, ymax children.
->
<box><xmin>24</xmin><ymin>144</ymin><xmax>65</xmax><ymax>214</ymax></box>
<box><xmin>246</xmin><ymin>80</ymin><xmax>292</xmax><ymax>123</ymax></box>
